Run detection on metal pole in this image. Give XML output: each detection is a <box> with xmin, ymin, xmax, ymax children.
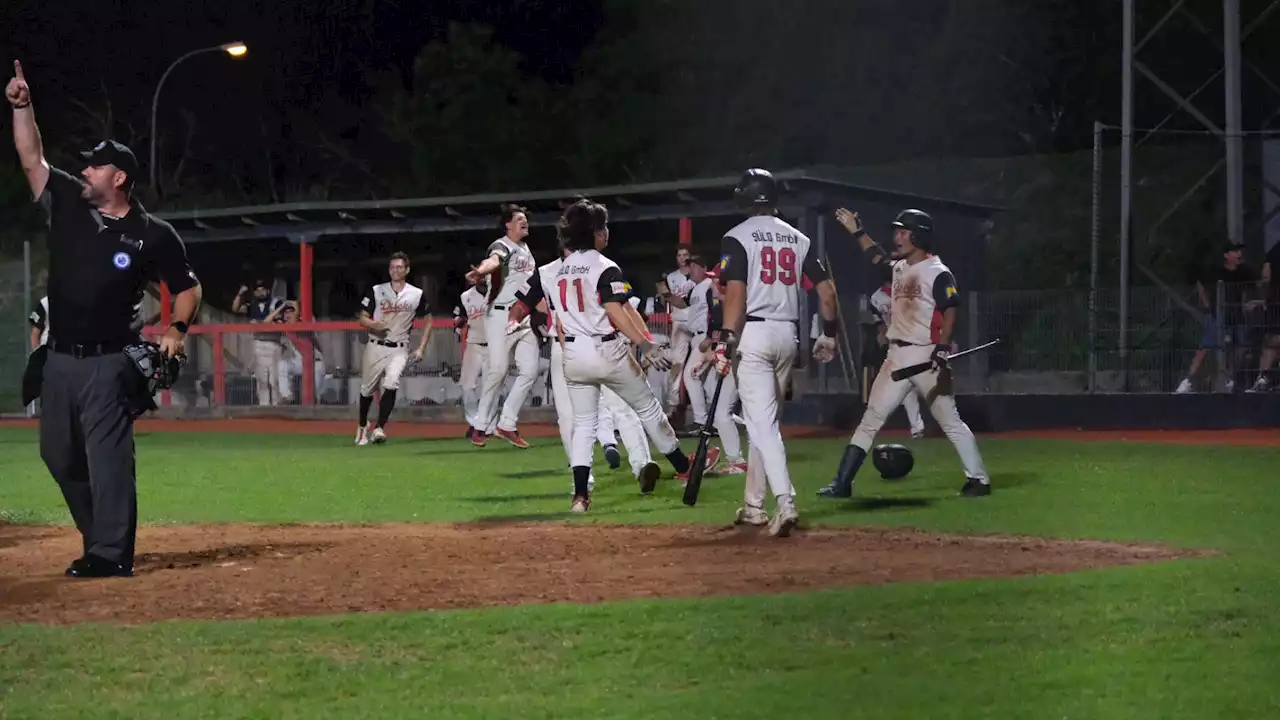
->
<box><xmin>150</xmin><ymin>44</ymin><xmax>245</xmax><ymax>195</ymax></box>
<box><xmin>1224</xmin><ymin>0</ymin><xmax>1245</xmax><ymax>247</ymax></box>
<box><xmin>1090</xmin><ymin>121</ymin><xmax>1103</xmax><ymax>393</ymax></box>
<box><xmin>1120</xmin><ymin>0</ymin><xmax>1135</xmax><ymax>391</ymax></box>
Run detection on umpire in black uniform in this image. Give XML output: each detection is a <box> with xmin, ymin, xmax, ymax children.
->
<box><xmin>8</xmin><ymin>60</ymin><xmax>202</xmax><ymax>578</ymax></box>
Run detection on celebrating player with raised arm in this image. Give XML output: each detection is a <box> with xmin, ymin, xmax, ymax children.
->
<box><xmin>817</xmin><ymin>208</ymin><xmax>990</xmax><ymax>500</ymax></box>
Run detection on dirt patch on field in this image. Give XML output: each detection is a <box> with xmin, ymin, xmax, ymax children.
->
<box><xmin>0</xmin><ymin>522</ymin><xmax>1202</xmax><ymax>626</ymax></box>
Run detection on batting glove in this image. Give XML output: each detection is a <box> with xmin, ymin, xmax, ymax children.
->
<box><xmin>639</xmin><ymin>341</ymin><xmax>672</xmax><ymax>372</ymax></box>
<box><xmin>710</xmin><ymin>343</ymin><xmax>732</xmax><ymax>376</ymax></box>
<box><xmin>812</xmin><ymin>334</ymin><xmax>837</xmax><ymax>364</ymax></box>
<box><xmin>932</xmin><ymin>344</ymin><xmax>950</xmax><ymax>370</ymax></box>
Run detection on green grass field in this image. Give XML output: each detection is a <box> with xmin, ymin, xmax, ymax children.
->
<box><xmin>2</xmin><ymin>425</ymin><xmax>1279</xmax><ymax>719</ymax></box>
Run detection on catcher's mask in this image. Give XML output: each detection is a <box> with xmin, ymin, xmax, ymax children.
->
<box><xmin>124</xmin><ymin>342</ymin><xmax>185</xmax><ymax>396</ymax></box>
<box><xmin>872</xmin><ymin>443</ymin><xmax>914</xmax><ymax>480</ymax></box>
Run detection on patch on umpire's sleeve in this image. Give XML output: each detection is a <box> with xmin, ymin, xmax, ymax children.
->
<box><xmin>610</xmin><ymin>281</ymin><xmax>628</xmax><ymax>295</ymax></box>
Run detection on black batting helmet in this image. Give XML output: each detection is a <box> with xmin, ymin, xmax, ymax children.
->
<box><xmin>734</xmin><ymin>168</ymin><xmax>778</xmax><ymax>209</ymax></box>
<box><xmin>892</xmin><ymin>209</ymin><xmax>934</xmax><ymax>250</ymax></box>
<box><xmin>872</xmin><ymin>443</ymin><xmax>914</xmax><ymax>480</ymax></box>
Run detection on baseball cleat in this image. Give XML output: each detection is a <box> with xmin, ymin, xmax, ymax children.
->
<box><xmin>604</xmin><ymin>444</ymin><xmax>622</xmax><ymax>470</ymax></box>
<box><xmin>570</xmin><ymin>495</ymin><xmax>591</xmax><ymax>513</ymax></box>
<box><xmin>471</xmin><ymin>431</ymin><xmax>488</xmax><ymax>447</ymax></box>
<box><xmin>676</xmin><ymin>447</ymin><xmax>722</xmax><ymax>486</ymax></box>
<box><xmin>960</xmin><ymin>478</ymin><xmax>992</xmax><ymax>497</ymax></box>
<box><xmin>817</xmin><ymin>445</ymin><xmax>865</xmax><ymax>499</ymax></box>
<box><xmin>495</xmin><ymin>427</ymin><xmax>530</xmax><ymax>449</ymax></box>
<box><xmin>733</xmin><ymin>505</ymin><xmax>769</xmax><ymax>526</ymax></box>
<box><xmin>719</xmin><ymin>458</ymin><xmax>748</xmax><ymax>475</ymax></box>
<box><xmin>355</xmin><ymin>426</ymin><xmax>370</xmax><ymax>446</ymax></box>
<box><xmin>464</xmin><ymin>427</ymin><xmax>475</xmax><ymax>440</ymax></box>
<box><xmin>637</xmin><ymin>461</ymin><xmax>662</xmax><ymax>494</ymax></box>
<box><xmin>370</xmin><ymin>427</ymin><xmax>387</xmax><ymax>444</ymax></box>
<box><xmin>768</xmin><ymin>504</ymin><xmax>799</xmax><ymax>538</ymax></box>
<box><xmin>911</xmin><ymin>430</ymin><xmax>925</xmax><ymax>439</ymax></box>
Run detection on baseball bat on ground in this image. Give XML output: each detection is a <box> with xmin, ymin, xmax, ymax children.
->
<box><xmin>682</xmin><ymin>371</ymin><xmax>726</xmax><ymax>507</ymax></box>
<box><xmin>890</xmin><ymin>339</ymin><xmax>1002</xmax><ymax>382</ymax></box>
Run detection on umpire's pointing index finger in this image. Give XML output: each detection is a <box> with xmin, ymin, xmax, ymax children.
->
<box><xmin>14</xmin><ymin>60</ymin><xmax>24</xmax><ymax>80</ymax></box>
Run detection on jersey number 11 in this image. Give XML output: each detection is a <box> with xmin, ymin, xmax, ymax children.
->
<box><xmin>559</xmin><ymin>278</ymin><xmax>586</xmax><ymax>312</ymax></box>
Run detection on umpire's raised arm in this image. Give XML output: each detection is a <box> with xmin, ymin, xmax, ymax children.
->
<box><xmin>8</xmin><ymin>60</ymin><xmax>50</xmax><ymax>200</ymax></box>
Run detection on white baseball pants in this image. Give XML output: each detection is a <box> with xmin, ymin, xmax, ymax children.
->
<box><xmin>561</xmin><ymin>336</ymin><xmax>679</xmax><ymax>469</ymax></box>
<box><xmin>277</xmin><ymin>356</ymin><xmax>327</xmax><ymax>402</ymax></box>
<box><xmin>852</xmin><ymin>343</ymin><xmax>987</xmax><ymax>479</ymax></box>
<box><xmin>551</xmin><ymin>341</ymin><xmax>652</xmax><ymax>473</ymax></box>
<box><xmin>253</xmin><ymin>339</ymin><xmax>284</xmax><ymax>406</ymax></box>
<box><xmin>704</xmin><ymin>365</ymin><xmax>743</xmax><ymax>460</ymax></box>
<box><xmin>682</xmin><ymin>331</ymin><xmax>710</xmax><ymax>424</ymax></box>
<box><xmin>460</xmin><ymin>341</ymin><xmax>488</xmax><ymax>428</ymax></box>
<box><xmin>665</xmin><ymin>322</ymin><xmax>692</xmax><ymax>408</ymax></box>
<box><xmin>476</xmin><ymin>304</ymin><xmax>540</xmax><ymax>433</ymax></box>
<box><xmin>360</xmin><ymin>341</ymin><xmax>409</xmax><ymax>396</ymax></box>
<box><xmin>902</xmin><ymin>386</ymin><xmax>925</xmax><ymax>435</ymax></box>
<box><xmin>736</xmin><ymin>320</ymin><xmax>798</xmax><ymax>511</ymax></box>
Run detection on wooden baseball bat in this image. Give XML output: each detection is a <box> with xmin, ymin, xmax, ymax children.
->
<box><xmin>682</xmin><ymin>370</ymin><xmax>726</xmax><ymax>507</ymax></box>
<box><xmin>890</xmin><ymin>338</ymin><xmax>1001</xmax><ymax>382</ymax></box>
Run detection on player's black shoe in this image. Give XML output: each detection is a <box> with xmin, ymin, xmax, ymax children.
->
<box><xmin>960</xmin><ymin>478</ymin><xmax>992</xmax><ymax>497</ymax></box>
<box><xmin>604</xmin><ymin>444</ymin><xmax>621</xmax><ymax>470</ymax></box>
<box><xmin>817</xmin><ymin>445</ymin><xmax>866</xmax><ymax>499</ymax></box>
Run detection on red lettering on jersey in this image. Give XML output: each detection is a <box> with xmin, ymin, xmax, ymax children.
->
<box><xmin>380</xmin><ymin>299</ymin><xmax>416</xmax><ymax>314</ymax></box>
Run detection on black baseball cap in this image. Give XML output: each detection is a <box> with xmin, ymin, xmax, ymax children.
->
<box><xmin>80</xmin><ymin>139</ymin><xmax>139</xmax><ymax>178</ymax></box>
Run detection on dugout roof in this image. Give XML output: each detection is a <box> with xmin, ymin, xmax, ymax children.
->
<box><xmin>155</xmin><ymin>166</ymin><xmax>1002</xmax><ymax>244</ymax></box>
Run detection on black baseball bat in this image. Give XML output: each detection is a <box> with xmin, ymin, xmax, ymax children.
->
<box><xmin>682</xmin><ymin>371</ymin><xmax>727</xmax><ymax>507</ymax></box>
<box><xmin>889</xmin><ymin>338</ymin><xmax>1001</xmax><ymax>382</ymax></box>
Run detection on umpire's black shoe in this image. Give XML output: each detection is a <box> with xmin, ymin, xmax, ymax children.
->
<box><xmin>604</xmin><ymin>444</ymin><xmax>621</xmax><ymax>470</ymax></box>
<box><xmin>66</xmin><ymin>554</ymin><xmax>133</xmax><ymax>579</ymax></box>
<box><xmin>960</xmin><ymin>478</ymin><xmax>992</xmax><ymax>498</ymax></box>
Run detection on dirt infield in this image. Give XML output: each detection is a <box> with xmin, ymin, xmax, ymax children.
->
<box><xmin>0</xmin><ymin>522</ymin><xmax>1202</xmax><ymax>626</ymax></box>
<box><xmin>1</xmin><ymin>417</ymin><xmax>1276</xmax><ymax>445</ymax></box>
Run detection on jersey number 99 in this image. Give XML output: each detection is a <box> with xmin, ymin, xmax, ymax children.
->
<box><xmin>759</xmin><ymin>247</ymin><xmax>797</xmax><ymax>285</ymax></box>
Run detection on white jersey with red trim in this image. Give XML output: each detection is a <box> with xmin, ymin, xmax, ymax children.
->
<box><xmin>720</xmin><ymin>215</ymin><xmax>826</xmax><ymax>322</ymax></box>
<box><xmin>887</xmin><ymin>255</ymin><xmax>956</xmax><ymax>346</ymax></box>
<box><xmin>537</xmin><ymin>250</ymin><xmax>630</xmax><ymax>339</ymax></box>
<box><xmin>459</xmin><ymin>287</ymin><xmax>488</xmax><ymax>345</ymax></box>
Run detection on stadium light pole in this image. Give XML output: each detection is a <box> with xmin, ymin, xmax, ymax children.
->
<box><xmin>149</xmin><ymin>42</ymin><xmax>248</xmax><ymax>194</ymax></box>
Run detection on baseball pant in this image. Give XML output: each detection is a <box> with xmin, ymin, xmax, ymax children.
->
<box><xmin>703</xmin><ymin>364</ymin><xmax>743</xmax><ymax>460</ymax></box>
<box><xmin>361</xmin><ymin>341</ymin><xmax>409</xmax><ymax>396</ymax></box>
<box><xmin>39</xmin><ymin>351</ymin><xmax>138</xmax><ymax>568</ymax></box>
<box><xmin>252</xmin><ymin>339</ymin><xmax>283</xmax><ymax>406</ymax></box>
<box><xmin>278</xmin><ymin>356</ymin><xmax>327</xmax><ymax>402</ymax></box>
<box><xmin>902</xmin><ymin>387</ymin><xmax>925</xmax><ymax>435</ymax></box>
<box><xmin>665</xmin><ymin>322</ymin><xmax>692</xmax><ymax>408</ymax></box>
<box><xmin>851</xmin><ymin>343</ymin><xmax>987</xmax><ymax>479</ymax></box>
<box><xmin>460</xmin><ymin>341</ymin><xmax>488</xmax><ymax>428</ymax></box>
<box><xmin>551</xmin><ymin>341</ymin><xmax>652</xmax><ymax>474</ymax></box>
<box><xmin>682</xmin><ymin>331</ymin><xmax>710</xmax><ymax>424</ymax></box>
<box><xmin>736</xmin><ymin>320</ymin><xmax>798</xmax><ymax>511</ymax></box>
<box><xmin>562</xmin><ymin>336</ymin><xmax>680</xmax><ymax>469</ymax></box>
<box><xmin>477</xmin><ymin>305</ymin><xmax>540</xmax><ymax>433</ymax></box>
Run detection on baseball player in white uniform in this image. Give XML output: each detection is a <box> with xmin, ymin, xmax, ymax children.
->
<box><xmin>663</xmin><ymin>249</ymin><xmax>695</xmax><ymax>413</ymax></box>
<box><xmin>356</xmin><ymin>252</ymin><xmax>433</xmax><ymax>446</ymax></box>
<box><xmin>466</xmin><ymin>204</ymin><xmax>540</xmax><ymax>449</ymax></box>
<box><xmin>661</xmin><ymin>255</ymin><xmax>719</xmax><ymax>430</ymax></box>
<box><xmin>868</xmin><ymin>281</ymin><xmax>927</xmax><ymax>438</ymax></box>
<box><xmin>716</xmin><ymin>169</ymin><xmax>841</xmax><ymax>537</ymax></box>
<box><xmin>516</xmin><ymin>198</ymin><xmax>715</xmax><ymax>511</ymax></box>
<box><xmin>509</xmin><ymin>244</ymin><xmax>661</xmax><ymax>493</ymax></box>
<box><xmin>29</xmin><ymin>295</ymin><xmax>49</xmax><ymax>349</ymax></box>
<box><xmin>455</xmin><ymin>276</ymin><xmax>490</xmax><ymax>436</ymax></box>
<box><xmin>689</xmin><ymin>270</ymin><xmax>748</xmax><ymax>473</ymax></box>
<box><xmin>818</xmin><ymin>208</ymin><xmax>990</xmax><ymax>499</ymax></box>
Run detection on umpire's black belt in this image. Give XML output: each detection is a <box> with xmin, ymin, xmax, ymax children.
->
<box><xmin>47</xmin><ymin>339</ymin><xmax>130</xmax><ymax>358</ymax></box>
<box><xmin>563</xmin><ymin>332</ymin><xmax>619</xmax><ymax>343</ymax></box>
<box><xmin>369</xmin><ymin>338</ymin><xmax>406</xmax><ymax>348</ymax></box>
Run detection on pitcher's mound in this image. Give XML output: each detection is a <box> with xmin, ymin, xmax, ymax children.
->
<box><xmin>0</xmin><ymin>522</ymin><xmax>1202</xmax><ymax>626</ymax></box>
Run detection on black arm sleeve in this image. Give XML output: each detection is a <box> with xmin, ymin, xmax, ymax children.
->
<box><xmin>708</xmin><ymin>291</ymin><xmax>723</xmax><ymax>333</ymax></box>
<box><xmin>862</xmin><ymin>243</ymin><xmax>894</xmax><ymax>285</ymax></box>
<box><xmin>719</xmin><ymin>235</ymin><xmax>749</xmax><ymax>283</ymax></box>
<box><xmin>515</xmin><ymin>267</ymin><xmax>544</xmax><ymax>309</ymax></box>
<box><xmin>802</xmin><ymin>250</ymin><xmax>830</xmax><ymax>285</ymax></box>
<box><xmin>29</xmin><ymin>302</ymin><xmax>46</xmax><ymax>329</ymax></box>
<box><xmin>596</xmin><ymin>267</ymin><xmax>630</xmax><ymax>304</ymax></box>
<box><xmin>359</xmin><ymin>286</ymin><xmax>377</xmax><ymax>317</ymax></box>
<box><xmin>932</xmin><ymin>271</ymin><xmax>961</xmax><ymax>310</ymax></box>
<box><xmin>151</xmin><ymin>221</ymin><xmax>199</xmax><ymax>294</ymax></box>
<box><xmin>414</xmin><ymin>293</ymin><xmax>431</xmax><ymax>318</ymax></box>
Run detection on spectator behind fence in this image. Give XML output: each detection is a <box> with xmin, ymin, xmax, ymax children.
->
<box><xmin>1175</xmin><ymin>243</ymin><xmax>1258</xmax><ymax>393</ymax></box>
<box><xmin>275</xmin><ymin>303</ymin><xmax>329</xmax><ymax>403</ymax></box>
<box><xmin>1248</xmin><ymin>243</ymin><xmax>1280</xmax><ymax>392</ymax></box>
<box><xmin>232</xmin><ymin>279</ymin><xmax>288</xmax><ymax>405</ymax></box>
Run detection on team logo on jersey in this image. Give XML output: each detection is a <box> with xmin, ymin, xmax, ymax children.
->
<box><xmin>719</xmin><ymin>254</ymin><xmax>730</xmax><ymax>272</ymax></box>
<box><xmin>111</xmin><ymin>252</ymin><xmax>131</xmax><ymax>270</ymax></box>
<box><xmin>610</xmin><ymin>281</ymin><xmax>628</xmax><ymax>295</ymax></box>
<box><xmin>946</xmin><ymin>286</ymin><xmax>957</xmax><ymax>298</ymax></box>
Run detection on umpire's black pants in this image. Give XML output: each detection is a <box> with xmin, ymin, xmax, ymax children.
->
<box><xmin>39</xmin><ymin>349</ymin><xmax>138</xmax><ymax>570</ymax></box>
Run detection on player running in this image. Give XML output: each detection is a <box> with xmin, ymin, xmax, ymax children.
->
<box><xmin>355</xmin><ymin>252</ymin><xmax>433</xmax><ymax>445</ymax></box>
<box><xmin>466</xmin><ymin>204</ymin><xmax>540</xmax><ymax>449</ymax></box>
<box><xmin>818</xmin><ymin>208</ymin><xmax>990</xmax><ymax>499</ymax></box>
<box><xmin>516</xmin><ymin>198</ymin><xmax>713</xmax><ymax>512</ymax></box>
<box><xmin>716</xmin><ymin>168</ymin><xmax>840</xmax><ymax>537</ymax></box>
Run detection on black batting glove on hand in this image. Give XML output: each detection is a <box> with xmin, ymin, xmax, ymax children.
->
<box><xmin>932</xmin><ymin>344</ymin><xmax>950</xmax><ymax>370</ymax></box>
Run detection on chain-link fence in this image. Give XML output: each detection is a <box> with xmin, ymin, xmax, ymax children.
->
<box><xmin>0</xmin><ymin>261</ymin><xmax>29</xmax><ymax>414</ymax></box>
